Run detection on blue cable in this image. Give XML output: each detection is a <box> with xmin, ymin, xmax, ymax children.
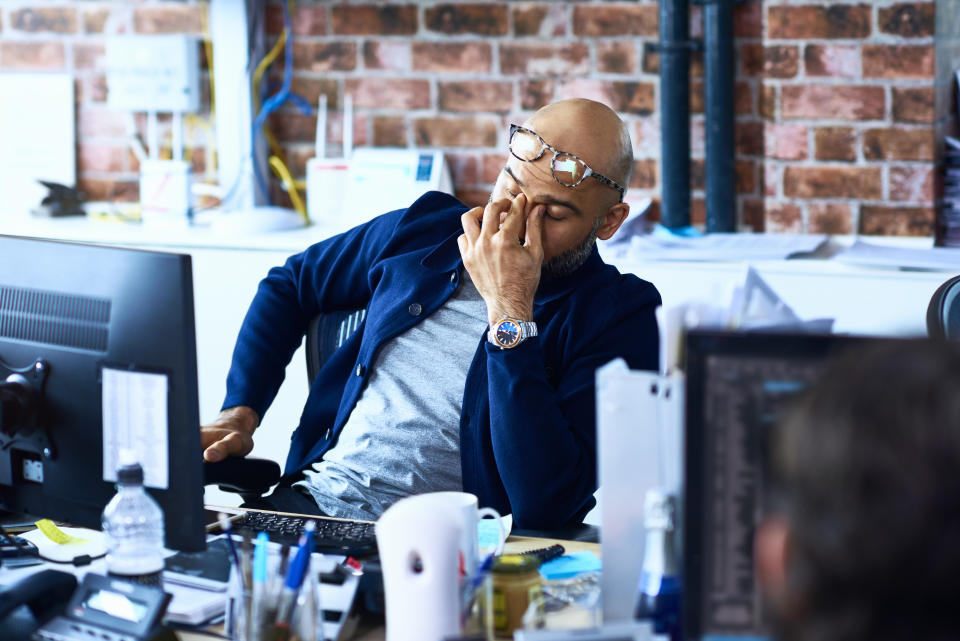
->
<box><xmin>251</xmin><ymin>0</ymin><xmax>294</xmax><ymax>204</ymax></box>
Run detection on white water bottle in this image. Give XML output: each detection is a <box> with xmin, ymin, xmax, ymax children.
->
<box><xmin>101</xmin><ymin>451</ymin><xmax>165</xmax><ymax>587</ymax></box>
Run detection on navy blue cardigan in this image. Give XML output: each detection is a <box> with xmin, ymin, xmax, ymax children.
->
<box><xmin>222</xmin><ymin>191</ymin><xmax>661</xmax><ymax>528</ymax></box>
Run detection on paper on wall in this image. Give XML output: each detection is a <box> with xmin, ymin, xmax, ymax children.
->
<box><xmin>101</xmin><ymin>367</ymin><xmax>170</xmax><ymax>489</ymax></box>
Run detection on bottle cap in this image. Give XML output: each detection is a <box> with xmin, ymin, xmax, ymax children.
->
<box><xmin>492</xmin><ymin>554</ymin><xmax>539</xmax><ymax>574</ymax></box>
<box><xmin>116</xmin><ymin>448</ymin><xmax>144</xmax><ymax>485</ymax></box>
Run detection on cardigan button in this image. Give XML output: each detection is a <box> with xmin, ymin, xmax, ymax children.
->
<box><xmin>408</xmin><ymin>302</ymin><xmax>422</xmax><ymax>316</ymax></box>
<box><xmin>450</xmin><ymin>271</ymin><xmax>457</xmax><ymax>283</ymax></box>
<box><xmin>355</xmin><ymin>363</ymin><xmax>365</xmax><ymax>376</ymax></box>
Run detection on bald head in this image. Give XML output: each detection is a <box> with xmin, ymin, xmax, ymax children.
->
<box><xmin>524</xmin><ymin>99</ymin><xmax>634</xmax><ymax>197</ymax></box>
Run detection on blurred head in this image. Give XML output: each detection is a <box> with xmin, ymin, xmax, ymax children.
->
<box><xmin>756</xmin><ymin>339</ymin><xmax>960</xmax><ymax>641</ymax></box>
<box><xmin>490</xmin><ymin>98</ymin><xmax>633</xmax><ymax>279</ymax></box>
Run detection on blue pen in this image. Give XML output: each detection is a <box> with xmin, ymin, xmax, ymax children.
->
<box><xmin>461</xmin><ymin>551</ymin><xmax>496</xmax><ymax>622</ymax></box>
<box><xmin>272</xmin><ymin>520</ymin><xmax>316</xmax><ymax>631</ymax></box>
<box><xmin>251</xmin><ymin>532</ymin><xmax>270</xmax><ymax>637</ymax></box>
<box><xmin>217</xmin><ymin>513</ymin><xmax>246</xmax><ymax>589</ymax></box>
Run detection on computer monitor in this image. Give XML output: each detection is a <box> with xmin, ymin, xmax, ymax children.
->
<box><xmin>0</xmin><ymin>235</ymin><xmax>206</xmax><ymax>551</ymax></box>
<box><xmin>682</xmin><ymin>329</ymin><xmax>896</xmax><ymax>641</ymax></box>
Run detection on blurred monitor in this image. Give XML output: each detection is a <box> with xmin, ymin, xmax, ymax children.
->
<box><xmin>682</xmin><ymin>329</ymin><xmax>893</xmax><ymax>641</ymax></box>
<box><xmin>0</xmin><ymin>235</ymin><xmax>205</xmax><ymax>551</ymax></box>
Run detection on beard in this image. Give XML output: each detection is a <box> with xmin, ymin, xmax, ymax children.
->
<box><xmin>541</xmin><ymin>214</ymin><xmax>602</xmax><ymax>280</ymax></box>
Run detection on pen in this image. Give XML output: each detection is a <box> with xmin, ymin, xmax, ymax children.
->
<box><xmin>241</xmin><ymin>529</ymin><xmax>253</xmax><ymax>592</ymax></box>
<box><xmin>263</xmin><ymin>542</ymin><xmax>291</xmax><ymax>629</ymax></box>
<box><xmin>270</xmin><ymin>521</ymin><xmax>316</xmax><ymax>640</ymax></box>
<box><xmin>461</xmin><ymin>551</ymin><xmax>495</xmax><ymax>622</ymax></box>
<box><xmin>251</xmin><ymin>532</ymin><xmax>270</xmax><ymax>640</ymax></box>
<box><xmin>218</xmin><ymin>513</ymin><xmax>246</xmax><ymax>589</ymax></box>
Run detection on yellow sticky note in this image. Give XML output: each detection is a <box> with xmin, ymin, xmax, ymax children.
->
<box><xmin>35</xmin><ymin>519</ymin><xmax>90</xmax><ymax>545</ymax></box>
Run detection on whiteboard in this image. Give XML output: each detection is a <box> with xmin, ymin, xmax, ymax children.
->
<box><xmin>0</xmin><ymin>73</ymin><xmax>76</xmax><ymax>217</ymax></box>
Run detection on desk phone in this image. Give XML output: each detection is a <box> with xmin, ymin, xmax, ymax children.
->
<box><xmin>32</xmin><ymin>573</ymin><xmax>173</xmax><ymax>641</ymax></box>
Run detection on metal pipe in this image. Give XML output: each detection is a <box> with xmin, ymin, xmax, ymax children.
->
<box><xmin>658</xmin><ymin>0</ymin><xmax>691</xmax><ymax>230</ymax></box>
<box><xmin>704</xmin><ymin>0</ymin><xmax>736</xmax><ymax>232</ymax></box>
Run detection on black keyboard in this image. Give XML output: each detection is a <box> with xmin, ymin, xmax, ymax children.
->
<box><xmin>237</xmin><ymin>511</ymin><xmax>377</xmax><ymax>555</ymax></box>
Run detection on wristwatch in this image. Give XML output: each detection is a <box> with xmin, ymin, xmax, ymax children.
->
<box><xmin>488</xmin><ymin>317</ymin><xmax>538</xmax><ymax>349</ymax></box>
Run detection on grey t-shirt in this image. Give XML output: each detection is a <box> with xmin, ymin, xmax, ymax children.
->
<box><xmin>296</xmin><ymin>272</ymin><xmax>488</xmax><ymax>521</ymax></box>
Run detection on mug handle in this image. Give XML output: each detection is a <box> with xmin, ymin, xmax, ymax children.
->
<box><xmin>477</xmin><ymin>507</ymin><xmax>506</xmax><ymax>555</ymax></box>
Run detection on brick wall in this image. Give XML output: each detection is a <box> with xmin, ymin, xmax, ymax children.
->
<box><xmin>0</xmin><ymin>1</ymin><xmax>946</xmax><ymax>237</ymax></box>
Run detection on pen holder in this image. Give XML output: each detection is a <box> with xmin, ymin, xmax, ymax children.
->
<box><xmin>139</xmin><ymin>159</ymin><xmax>192</xmax><ymax>227</ymax></box>
<box><xmin>460</xmin><ymin>570</ymin><xmax>494</xmax><ymax>641</ymax></box>
<box><xmin>225</xmin><ymin>550</ymin><xmax>322</xmax><ymax>641</ymax></box>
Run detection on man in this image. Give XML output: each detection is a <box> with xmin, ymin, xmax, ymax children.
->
<box><xmin>201</xmin><ymin>98</ymin><xmax>661</xmax><ymax>528</ymax></box>
<box><xmin>755</xmin><ymin>339</ymin><xmax>960</xmax><ymax>641</ymax></box>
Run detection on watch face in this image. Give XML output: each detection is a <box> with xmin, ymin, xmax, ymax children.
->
<box><xmin>495</xmin><ymin>319</ymin><xmax>521</xmax><ymax>347</ymax></box>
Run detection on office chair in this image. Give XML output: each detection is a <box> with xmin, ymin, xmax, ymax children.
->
<box><xmin>926</xmin><ymin>275</ymin><xmax>960</xmax><ymax>339</ymax></box>
<box><xmin>203</xmin><ymin>308</ymin><xmax>367</xmax><ymax>503</ymax></box>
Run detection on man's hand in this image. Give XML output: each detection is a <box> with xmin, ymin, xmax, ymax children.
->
<box><xmin>201</xmin><ymin>405</ymin><xmax>259</xmax><ymax>462</ymax></box>
<box><xmin>458</xmin><ymin>193</ymin><xmax>545</xmax><ymax>325</ymax></box>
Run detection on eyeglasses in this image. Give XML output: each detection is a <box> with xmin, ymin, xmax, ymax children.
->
<box><xmin>508</xmin><ymin>124</ymin><xmax>626</xmax><ymax>202</ymax></box>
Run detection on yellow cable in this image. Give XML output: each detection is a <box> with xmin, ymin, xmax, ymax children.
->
<box><xmin>269</xmin><ymin>155</ymin><xmax>308</xmax><ymax>223</ymax></box>
<box><xmin>252</xmin><ymin>13</ymin><xmax>289</xmax><ymax>162</ymax></box>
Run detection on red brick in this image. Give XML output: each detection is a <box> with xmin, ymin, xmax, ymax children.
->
<box><xmin>83</xmin><ymin>8</ymin><xmax>110</xmax><ymax>34</ymax></box>
<box><xmin>78</xmin><ymin>144</ymin><xmax>127</xmax><ymax>173</ymax></box>
<box><xmin>77</xmin><ymin>178</ymin><xmax>138</xmax><ymax>203</ymax></box>
<box><xmin>425</xmin><ymin>4</ymin><xmax>507</xmax><ymax>36</ymax></box>
<box><xmin>332</xmin><ymin>5</ymin><xmax>417</xmax><ymax>35</ymax></box>
<box><xmin>76</xmin><ymin>74</ymin><xmax>107</xmax><ymax>104</ymax></box>
<box><xmin>413</xmin><ymin>43</ymin><xmax>491</xmax><ymax>73</ymax></box>
<box><xmin>446</xmin><ymin>153</ymin><xmax>479</xmax><ymax>187</ymax></box>
<box><xmin>642</xmin><ymin>44</ymin><xmax>659</xmax><ymax>74</ymax></box>
<box><xmin>765</xmin><ymin>123</ymin><xmax>808</xmax><ymax>160</ymax></box>
<box><xmin>0</xmin><ymin>42</ymin><xmax>65</xmax><ymax>69</ymax></box>
<box><xmin>783</xmin><ymin>166</ymin><xmax>882</xmax><ymax>199</ymax></box>
<box><xmin>893</xmin><ymin>87</ymin><xmax>935</xmax><ymax>124</ymax></box>
<box><xmin>415</xmin><ymin>118</ymin><xmax>498</xmax><ymax>148</ymax></box>
<box><xmin>743</xmin><ymin>45</ymin><xmax>798</xmax><ymax>78</ymax></box>
<box><xmin>690</xmin><ymin>81</ymin><xmax>704</xmax><ymax>115</ymax></box>
<box><xmin>372</xmin><ymin>116</ymin><xmax>407</xmax><ymax>147</ymax></box>
<box><xmin>742</xmin><ymin>198</ymin><xmax>765</xmax><ymax>232</ymax></box>
<box><xmin>764</xmin><ymin>162</ymin><xmax>779</xmax><ymax>197</ymax></box>
<box><xmin>293</xmin><ymin>42</ymin><xmax>357</xmax><ymax>72</ymax></box>
<box><xmin>439</xmin><ymin>82</ymin><xmax>513</xmax><ymax>113</ymax></box>
<box><xmin>500</xmin><ymin>43</ymin><xmax>589</xmax><ymax>76</ymax></box>
<box><xmin>735</xmin><ymin>81</ymin><xmax>754</xmax><ymax>115</ymax></box>
<box><xmin>782</xmin><ymin>85</ymin><xmax>885</xmax><ymax>121</ymax></box>
<box><xmin>133</xmin><ymin>7</ymin><xmax>204</xmax><ymax>34</ymax></box>
<box><xmin>289</xmin><ymin>78</ymin><xmax>339</xmax><ymax>109</ymax></box>
<box><xmin>736</xmin><ymin>160</ymin><xmax>757</xmax><ymax>194</ymax></box>
<box><xmin>573</xmin><ymin>5</ymin><xmax>658</xmax><ymax>37</ymax></box>
<box><xmin>815</xmin><ymin>127</ymin><xmax>857</xmax><ymax>161</ymax></box>
<box><xmin>266</xmin><ymin>5</ymin><xmax>327</xmax><ymax>36</ymax></box>
<box><xmin>767</xmin><ymin>5</ymin><xmax>870</xmax><ymax>39</ymax></box>
<box><xmin>346</xmin><ymin>78</ymin><xmax>430</xmax><ymax>110</ymax></box>
<box><xmin>513</xmin><ymin>5</ymin><xmax>567</xmax><ymax>37</ymax></box>
<box><xmin>364</xmin><ymin>42</ymin><xmax>411</xmax><ymax>72</ymax></box>
<box><xmin>765</xmin><ymin>202</ymin><xmax>803</xmax><ymax>233</ymax></box>
<box><xmin>267</xmin><ymin>113</ymin><xmax>315</xmax><ymax>143</ymax></box>
<box><xmin>734</xmin><ymin>1</ymin><xmax>763</xmax><ymax>38</ymax></box>
<box><xmin>10</xmin><ymin>8</ymin><xmax>77</xmax><ymax>33</ymax></box>
<box><xmin>631</xmin><ymin>159</ymin><xmax>657</xmax><ymax>190</ymax></box>
<box><xmin>520</xmin><ymin>79</ymin><xmax>555</xmax><ymax>110</ymax></box>
<box><xmin>597</xmin><ymin>42</ymin><xmax>637</xmax><ymax>75</ymax></box>
<box><xmin>890</xmin><ymin>165</ymin><xmax>934</xmax><ymax>203</ymax></box>
<box><xmin>863</xmin><ymin>128</ymin><xmax>933</xmax><ymax>161</ymax></box>
<box><xmin>879</xmin><ymin>3</ymin><xmax>935</xmax><ymax>38</ymax></box>
<box><xmin>690</xmin><ymin>159</ymin><xmax>705</xmax><ymax>191</ymax></box>
<box><xmin>863</xmin><ymin>45</ymin><xmax>934</xmax><ymax>79</ymax></box>
<box><xmin>760</xmin><ymin>86</ymin><xmax>776</xmax><ymax>120</ymax></box>
<box><xmin>74</xmin><ymin>42</ymin><xmax>104</xmax><ymax>70</ymax></box>
<box><xmin>808</xmin><ymin>203</ymin><xmax>852</xmax><ymax>234</ymax></box>
<box><xmin>804</xmin><ymin>45</ymin><xmax>859</xmax><ymax>79</ymax></box>
<box><xmin>483</xmin><ymin>154</ymin><xmax>507</xmax><ymax>183</ymax></box>
<box><xmin>860</xmin><ymin>206</ymin><xmax>934</xmax><ymax>236</ymax></box>
<box><xmin>634</xmin><ymin>118</ymin><xmax>661</xmax><ymax>159</ymax></box>
<box><xmin>736</xmin><ymin>121</ymin><xmax>763</xmax><ymax>156</ymax></box>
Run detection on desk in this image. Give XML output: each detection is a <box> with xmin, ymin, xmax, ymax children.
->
<box><xmin>174</xmin><ymin>534</ymin><xmax>601</xmax><ymax>641</ymax></box>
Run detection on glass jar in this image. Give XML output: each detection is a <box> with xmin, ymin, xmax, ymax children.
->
<box><xmin>491</xmin><ymin>554</ymin><xmax>543</xmax><ymax>636</ymax></box>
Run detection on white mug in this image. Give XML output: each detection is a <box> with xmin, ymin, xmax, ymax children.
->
<box><xmin>376</xmin><ymin>493</ymin><xmax>464</xmax><ymax>641</ymax></box>
<box><xmin>414</xmin><ymin>491</ymin><xmax>506</xmax><ymax>577</ymax></box>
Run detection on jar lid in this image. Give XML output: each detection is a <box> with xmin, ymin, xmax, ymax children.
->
<box><xmin>492</xmin><ymin>553</ymin><xmax>540</xmax><ymax>574</ymax></box>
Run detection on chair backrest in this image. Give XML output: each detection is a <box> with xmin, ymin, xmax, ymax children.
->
<box><xmin>305</xmin><ymin>308</ymin><xmax>367</xmax><ymax>383</ymax></box>
<box><xmin>926</xmin><ymin>275</ymin><xmax>960</xmax><ymax>339</ymax></box>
